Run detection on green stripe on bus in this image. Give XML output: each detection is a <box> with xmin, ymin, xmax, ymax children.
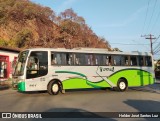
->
<box><xmin>61</xmin><ymin>69</ymin><xmax>154</xmax><ymax>89</ymax></box>
<box><xmin>86</xmin><ymin>80</ymin><xmax>111</xmax><ymax>88</ymax></box>
<box><xmin>62</xmin><ymin>78</ymin><xmax>92</xmax><ymax>89</ymax></box>
<box><xmin>62</xmin><ymin>78</ymin><xmax>111</xmax><ymax>89</ymax></box>
<box><xmin>18</xmin><ymin>82</ymin><xmax>25</xmax><ymax>91</ymax></box>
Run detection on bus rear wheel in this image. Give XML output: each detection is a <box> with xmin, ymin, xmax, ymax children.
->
<box><xmin>117</xmin><ymin>79</ymin><xmax>128</xmax><ymax>92</ymax></box>
<box><xmin>48</xmin><ymin>81</ymin><xmax>60</xmax><ymax>95</ymax></box>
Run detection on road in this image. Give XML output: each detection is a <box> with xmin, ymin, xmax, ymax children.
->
<box><xmin>0</xmin><ymin>83</ymin><xmax>160</xmax><ymax>121</ymax></box>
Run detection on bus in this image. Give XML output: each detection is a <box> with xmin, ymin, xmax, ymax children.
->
<box><xmin>12</xmin><ymin>48</ymin><xmax>155</xmax><ymax>95</ymax></box>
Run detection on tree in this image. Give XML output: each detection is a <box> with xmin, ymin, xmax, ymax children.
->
<box><xmin>0</xmin><ymin>39</ymin><xmax>8</xmax><ymax>46</ymax></box>
<box><xmin>11</xmin><ymin>29</ymin><xmax>33</xmax><ymax>48</ymax></box>
<box><xmin>0</xmin><ymin>1</ymin><xmax>111</xmax><ymax>50</ymax></box>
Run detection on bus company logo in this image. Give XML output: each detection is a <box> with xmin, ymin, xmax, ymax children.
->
<box><xmin>99</xmin><ymin>67</ymin><xmax>114</xmax><ymax>72</ymax></box>
<box><xmin>1</xmin><ymin>113</ymin><xmax>42</xmax><ymax>119</ymax></box>
<box><xmin>2</xmin><ymin>113</ymin><xmax>11</xmax><ymax>118</ymax></box>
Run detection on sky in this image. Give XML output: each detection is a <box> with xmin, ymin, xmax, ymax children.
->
<box><xmin>30</xmin><ymin>0</ymin><xmax>160</xmax><ymax>59</ymax></box>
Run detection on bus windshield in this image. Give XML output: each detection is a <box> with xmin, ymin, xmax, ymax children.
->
<box><xmin>14</xmin><ymin>50</ymin><xmax>29</xmax><ymax>76</ymax></box>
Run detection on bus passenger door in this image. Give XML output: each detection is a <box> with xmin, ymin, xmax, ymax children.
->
<box><xmin>26</xmin><ymin>51</ymin><xmax>48</xmax><ymax>91</ymax></box>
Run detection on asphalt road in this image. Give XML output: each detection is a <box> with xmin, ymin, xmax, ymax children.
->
<box><xmin>0</xmin><ymin>83</ymin><xmax>160</xmax><ymax>121</ymax></box>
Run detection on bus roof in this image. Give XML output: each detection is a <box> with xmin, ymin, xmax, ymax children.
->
<box><xmin>24</xmin><ymin>48</ymin><xmax>152</xmax><ymax>56</ymax></box>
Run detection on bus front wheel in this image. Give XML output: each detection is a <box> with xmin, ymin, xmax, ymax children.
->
<box><xmin>48</xmin><ymin>81</ymin><xmax>60</xmax><ymax>95</ymax></box>
<box><xmin>117</xmin><ymin>79</ymin><xmax>128</xmax><ymax>92</ymax></box>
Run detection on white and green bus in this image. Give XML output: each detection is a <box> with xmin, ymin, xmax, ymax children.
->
<box><xmin>12</xmin><ymin>48</ymin><xmax>155</xmax><ymax>95</ymax></box>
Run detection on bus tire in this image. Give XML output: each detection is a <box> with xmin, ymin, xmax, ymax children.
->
<box><xmin>48</xmin><ymin>81</ymin><xmax>60</xmax><ymax>95</ymax></box>
<box><xmin>117</xmin><ymin>78</ymin><xmax>128</xmax><ymax>92</ymax></box>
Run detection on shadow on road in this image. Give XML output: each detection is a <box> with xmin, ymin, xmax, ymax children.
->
<box><xmin>129</xmin><ymin>83</ymin><xmax>160</xmax><ymax>94</ymax></box>
<box><xmin>40</xmin><ymin>108</ymin><xmax>117</xmax><ymax>120</ymax></box>
<box><xmin>124</xmin><ymin>100</ymin><xmax>160</xmax><ymax>112</ymax></box>
<box><xmin>16</xmin><ymin>88</ymin><xmax>110</xmax><ymax>95</ymax></box>
<box><xmin>129</xmin><ymin>87</ymin><xmax>160</xmax><ymax>94</ymax></box>
<box><xmin>17</xmin><ymin>90</ymin><xmax>47</xmax><ymax>94</ymax></box>
<box><xmin>124</xmin><ymin>100</ymin><xmax>160</xmax><ymax>121</ymax></box>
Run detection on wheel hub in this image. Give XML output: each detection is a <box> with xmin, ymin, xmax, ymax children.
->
<box><xmin>52</xmin><ymin>84</ymin><xmax>59</xmax><ymax>92</ymax></box>
<box><xmin>119</xmin><ymin>82</ymin><xmax>126</xmax><ymax>90</ymax></box>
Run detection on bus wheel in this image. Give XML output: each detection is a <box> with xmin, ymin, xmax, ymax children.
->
<box><xmin>117</xmin><ymin>79</ymin><xmax>128</xmax><ymax>92</ymax></box>
<box><xmin>48</xmin><ymin>81</ymin><xmax>60</xmax><ymax>95</ymax></box>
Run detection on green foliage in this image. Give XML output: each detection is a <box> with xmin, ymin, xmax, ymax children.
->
<box><xmin>0</xmin><ymin>39</ymin><xmax>8</xmax><ymax>46</ymax></box>
<box><xmin>11</xmin><ymin>29</ymin><xmax>32</xmax><ymax>48</ymax></box>
<box><xmin>60</xmin><ymin>20</ymin><xmax>81</xmax><ymax>36</ymax></box>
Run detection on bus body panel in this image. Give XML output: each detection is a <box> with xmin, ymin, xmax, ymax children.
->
<box><xmin>23</xmin><ymin>66</ymin><xmax>154</xmax><ymax>91</ymax></box>
<box><xmin>13</xmin><ymin>48</ymin><xmax>155</xmax><ymax>92</ymax></box>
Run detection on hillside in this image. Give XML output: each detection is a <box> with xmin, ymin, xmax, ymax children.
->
<box><xmin>0</xmin><ymin>0</ymin><xmax>111</xmax><ymax>50</ymax></box>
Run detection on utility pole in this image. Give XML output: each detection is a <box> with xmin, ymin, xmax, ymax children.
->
<box><xmin>141</xmin><ymin>34</ymin><xmax>156</xmax><ymax>55</ymax></box>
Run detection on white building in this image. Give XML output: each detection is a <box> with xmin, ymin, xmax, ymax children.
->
<box><xmin>0</xmin><ymin>47</ymin><xmax>20</xmax><ymax>81</ymax></box>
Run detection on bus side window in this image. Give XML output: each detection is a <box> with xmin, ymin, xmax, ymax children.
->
<box><xmin>95</xmin><ymin>58</ymin><xmax>98</xmax><ymax>65</ymax></box>
<box><xmin>125</xmin><ymin>60</ymin><xmax>128</xmax><ymax>66</ymax></box>
<box><xmin>52</xmin><ymin>53</ymin><xmax>64</xmax><ymax>65</ymax></box>
<box><xmin>106</xmin><ymin>56</ymin><xmax>109</xmax><ymax>65</ymax></box>
<box><xmin>138</xmin><ymin>56</ymin><xmax>144</xmax><ymax>66</ymax></box>
<box><xmin>75</xmin><ymin>53</ymin><xmax>86</xmax><ymax>66</ymax></box>
<box><xmin>112</xmin><ymin>55</ymin><xmax>120</xmax><ymax>66</ymax></box>
<box><xmin>120</xmin><ymin>56</ymin><xmax>129</xmax><ymax>66</ymax></box>
<box><xmin>145</xmin><ymin>56</ymin><xmax>152</xmax><ymax>66</ymax></box>
<box><xmin>75</xmin><ymin>58</ymin><xmax>80</xmax><ymax>65</ymax></box>
<box><xmin>51</xmin><ymin>53</ymin><xmax>57</xmax><ymax>65</ymax></box>
<box><xmin>104</xmin><ymin>55</ymin><xmax>111</xmax><ymax>66</ymax></box>
<box><xmin>113</xmin><ymin>59</ymin><xmax>116</xmax><ymax>65</ymax></box>
<box><xmin>53</xmin><ymin>58</ymin><xmax>57</xmax><ymax>64</ymax></box>
<box><xmin>125</xmin><ymin>56</ymin><xmax>129</xmax><ymax>66</ymax></box>
<box><xmin>75</xmin><ymin>54</ymin><xmax>80</xmax><ymax>65</ymax></box>
<box><xmin>85</xmin><ymin>55</ymin><xmax>90</xmax><ymax>65</ymax></box>
<box><xmin>88</xmin><ymin>54</ymin><xmax>94</xmax><ymax>65</ymax></box>
<box><xmin>95</xmin><ymin>54</ymin><xmax>102</xmax><ymax>65</ymax></box>
<box><xmin>57</xmin><ymin>53</ymin><xmax>62</xmax><ymax>65</ymax></box>
<box><xmin>130</xmin><ymin>56</ymin><xmax>137</xmax><ymax>66</ymax></box>
<box><xmin>66</xmin><ymin>53</ymin><xmax>73</xmax><ymax>65</ymax></box>
<box><xmin>88</xmin><ymin>58</ymin><xmax>90</xmax><ymax>65</ymax></box>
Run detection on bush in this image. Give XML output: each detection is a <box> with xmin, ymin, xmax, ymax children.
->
<box><xmin>0</xmin><ymin>39</ymin><xmax>8</xmax><ymax>46</ymax></box>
